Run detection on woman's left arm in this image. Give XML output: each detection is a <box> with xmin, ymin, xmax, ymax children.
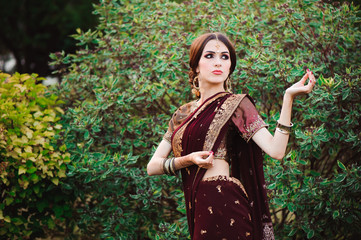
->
<box><xmin>252</xmin><ymin>70</ymin><xmax>316</xmax><ymax>160</ymax></box>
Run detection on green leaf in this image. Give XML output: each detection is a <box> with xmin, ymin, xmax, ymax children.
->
<box><xmin>27</xmin><ymin>166</ymin><xmax>37</xmax><ymax>174</ymax></box>
<box><xmin>288</xmin><ymin>228</ymin><xmax>297</xmax><ymax>237</ymax></box>
<box><xmin>5</xmin><ymin>197</ymin><xmax>13</xmax><ymax>206</ymax></box>
<box><xmin>84</xmin><ymin>130</ymin><xmax>90</xmax><ymax>140</ymax></box>
<box><xmin>335</xmin><ymin>174</ymin><xmax>346</xmax><ymax>183</ymax></box>
<box><xmin>53</xmin><ymin>205</ymin><xmax>64</xmax><ymax>218</ymax></box>
<box><xmin>48</xmin><ymin>218</ymin><xmax>55</xmax><ymax>229</ymax></box>
<box><xmin>30</xmin><ymin>173</ymin><xmax>39</xmax><ymax>182</ymax></box>
<box><xmin>333</xmin><ymin>210</ymin><xmax>340</xmax><ymax>219</ymax></box>
<box><xmin>36</xmin><ymin>201</ymin><xmax>47</xmax><ymax>213</ymax></box>
<box><xmin>274</xmin><ymin>198</ymin><xmax>285</xmax><ymax>206</ymax></box>
<box><xmin>307</xmin><ymin>229</ymin><xmax>315</xmax><ymax>239</ymax></box>
<box><xmin>4</xmin><ymin>215</ymin><xmax>11</xmax><ymax>223</ymax></box>
<box><xmin>337</xmin><ymin>161</ymin><xmax>347</xmax><ymax>171</ymax></box>
<box><xmin>51</xmin><ymin>178</ymin><xmax>59</xmax><ymax>185</ymax></box>
<box><xmin>18</xmin><ymin>166</ymin><xmax>27</xmax><ymax>175</ymax></box>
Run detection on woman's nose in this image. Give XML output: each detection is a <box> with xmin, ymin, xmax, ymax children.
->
<box><xmin>214</xmin><ymin>57</ymin><xmax>222</xmax><ymax>67</ymax></box>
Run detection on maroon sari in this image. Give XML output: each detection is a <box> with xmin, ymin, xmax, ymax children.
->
<box><xmin>164</xmin><ymin>92</ymin><xmax>275</xmax><ymax>240</ymax></box>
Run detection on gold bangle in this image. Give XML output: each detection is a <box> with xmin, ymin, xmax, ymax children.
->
<box><xmin>169</xmin><ymin>157</ymin><xmax>176</xmax><ymax>175</ymax></box>
<box><xmin>163</xmin><ymin>158</ymin><xmax>170</xmax><ymax>175</ymax></box>
<box><xmin>276</xmin><ymin>127</ymin><xmax>290</xmax><ymax>135</ymax></box>
<box><xmin>161</xmin><ymin>158</ymin><xmax>167</xmax><ymax>174</ymax></box>
<box><xmin>166</xmin><ymin>158</ymin><xmax>172</xmax><ymax>175</ymax></box>
<box><xmin>277</xmin><ymin>120</ymin><xmax>293</xmax><ymax>132</ymax></box>
<box><xmin>163</xmin><ymin>157</ymin><xmax>178</xmax><ymax>176</ymax></box>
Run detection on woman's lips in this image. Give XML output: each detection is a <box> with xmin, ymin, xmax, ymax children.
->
<box><xmin>212</xmin><ymin>70</ymin><xmax>223</xmax><ymax>75</ymax></box>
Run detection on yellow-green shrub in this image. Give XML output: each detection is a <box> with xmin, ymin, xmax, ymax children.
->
<box><xmin>0</xmin><ymin>72</ymin><xmax>71</xmax><ymax>238</ymax></box>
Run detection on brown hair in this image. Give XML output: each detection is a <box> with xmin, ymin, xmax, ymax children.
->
<box><xmin>188</xmin><ymin>32</ymin><xmax>236</xmax><ymax>97</ymax></box>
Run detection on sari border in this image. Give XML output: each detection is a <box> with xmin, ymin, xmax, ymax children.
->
<box><xmin>202</xmin><ymin>175</ymin><xmax>248</xmax><ymax>198</ymax></box>
<box><xmin>171</xmin><ymin>92</ymin><xmax>229</xmax><ymax>157</ymax></box>
<box><xmin>203</xmin><ymin>94</ymin><xmax>246</xmax><ymax>152</ymax></box>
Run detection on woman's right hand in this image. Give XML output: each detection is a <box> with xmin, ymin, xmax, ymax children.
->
<box><xmin>285</xmin><ymin>69</ymin><xmax>316</xmax><ymax>98</ymax></box>
<box><xmin>189</xmin><ymin>151</ymin><xmax>214</xmax><ymax>169</ymax></box>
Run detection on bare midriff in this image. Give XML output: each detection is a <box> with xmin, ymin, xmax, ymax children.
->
<box><xmin>202</xmin><ymin>158</ymin><xmax>230</xmax><ymax>180</ymax></box>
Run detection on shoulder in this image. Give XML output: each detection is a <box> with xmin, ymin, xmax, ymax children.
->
<box><xmin>177</xmin><ymin>100</ymin><xmax>197</xmax><ymax>114</ymax></box>
<box><xmin>228</xmin><ymin>93</ymin><xmax>258</xmax><ymax>108</ymax></box>
<box><xmin>171</xmin><ymin>100</ymin><xmax>196</xmax><ymax>116</ymax></box>
<box><xmin>170</xmin><ymin>100</ymin><xmax>197</xmax><ymax>125</ymax></box>
<box><xmin>232</xmin><ymin>93</ymin><xmax>255</xmax><ymax>103</ymax></box>
<box><xmin>224</xmin><ymin>94</ymin><xmax>255</xmax><ymax>110</ymax></box>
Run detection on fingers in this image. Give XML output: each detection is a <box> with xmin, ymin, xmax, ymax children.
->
<box><xmin>299</xmin><ymin>72</ymin><xmax>309</xmax><ymax>85</ymax></box>
<box><xmin>306</xmin><ymin>69</ymin><xmax>316</xmax><ymax>82</ymax></box>
<box><xmin>306</xmin><ymin>69</ymin><xmax>316</xmax><ymax>91</ymax></box>
<box><xmin>194</xmin><ymin>151</ymin><xmax>214</xmax><ymax>169</ymax></box>
<box><xmin>197</xmin><ymin>151</ymin><xmax>213</xmax><ymax>158</ymax></box>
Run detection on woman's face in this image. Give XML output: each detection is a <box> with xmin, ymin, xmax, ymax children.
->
<box><xmin>196</xmin><ymin>39</ymin><xmax>231</xmax><ymax>87</ymax></box>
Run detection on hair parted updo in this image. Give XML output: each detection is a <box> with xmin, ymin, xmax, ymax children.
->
<box><xmin>188</xmin><ymin>32</ymin><xmax>236</xmax><ymax>97</ymax></box>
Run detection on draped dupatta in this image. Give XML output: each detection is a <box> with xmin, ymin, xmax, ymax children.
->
<box><xmin>170</xmin><ymin>92</ymin><xmax>274</xmax><ymax>240</ymax></box>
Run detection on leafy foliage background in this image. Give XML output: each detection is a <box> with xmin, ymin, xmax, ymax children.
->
<box><xmin>0</xmin><ymin>73</ymin><xmax>71</xmax><ymax>238</ymax></box>
<box><xmin>1</xmin><ymin>0</ymin><xmax>360</xmax><ymax>239</ymax></box>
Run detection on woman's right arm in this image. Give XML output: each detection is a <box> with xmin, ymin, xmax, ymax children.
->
<box><xmin>147</xmin><ymin>140</ymin><xmax>214</xmax><ymax>176</ymax></box>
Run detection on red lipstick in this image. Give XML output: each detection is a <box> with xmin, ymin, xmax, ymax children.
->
<box><xmin>212</xmin><ymin>70</ymin><xmax>223</xmax><ymax>75</ymax></box>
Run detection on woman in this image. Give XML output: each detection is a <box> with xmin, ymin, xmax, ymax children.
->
<box><xmin>147</xmin><ymin>33</ymin><xmax>316</xmax><ymax>240</ymax></box>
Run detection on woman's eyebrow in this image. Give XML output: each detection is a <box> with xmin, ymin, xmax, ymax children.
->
<box><xmin>205</xmin><ymin>51</ymin><xmax>229</xmax><ymax>54</ymax></box>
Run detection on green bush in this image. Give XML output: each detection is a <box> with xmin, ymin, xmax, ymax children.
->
<box><xmin>0</xmin><ymin>73</ymin><xmax>71</xmax><ymax>238</ymax></box>
<box><xmin>50</xmin><ymin>0</ymin><xmax>361</xmax><ymax>239</ymax></box>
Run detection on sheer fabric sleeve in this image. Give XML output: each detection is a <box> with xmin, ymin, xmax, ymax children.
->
<box><xmin>162</xmin><ymin>100</ymin><xmax>197</xmax><ymax>144</ymax></box>
<box><xmin>163</xmin><ymin>112</ymin><xmax>176</xmax><ymax>144</ymax></box>
<box><xmin>231</xmin><ymin>96</ymin><xmax>268</xmax><ymax>142</ymax></box>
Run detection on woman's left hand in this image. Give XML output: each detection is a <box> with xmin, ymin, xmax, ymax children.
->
<box><xmin>285</xmin><ymin>69</ymin><xmax>316</xmax><ymax>98</ymax></box>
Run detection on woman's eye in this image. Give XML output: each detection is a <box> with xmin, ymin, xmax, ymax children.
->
<box><xmin>222</xmin><ymin>55</ymin><xmax>229</xmax><ymax>60</ymax></box>
<box><xmin>205</xmin><ymin>54</ymin><xmax>213</xmax><ymax>59</ymax></box>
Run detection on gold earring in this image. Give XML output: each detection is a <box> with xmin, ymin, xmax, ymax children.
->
<box><xmin>225</xmin><ymin>77</ymin><xmax>232</xmax><ymax>92</ymax></box>
<box><xmin>193</xmin><ymin>76</ymin><xmax>200</xmax><ymax>90</ymax></box>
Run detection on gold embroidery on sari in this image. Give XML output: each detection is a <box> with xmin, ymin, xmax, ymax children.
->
<box><xmin>214</xmin><ymin>142</ymin><xmax>227</xmax><ymax>160</ymax></box>
<box><xmin>163</xmin><ymin>131</ymin><xmax>172</xmax><ymax>143</ymax></box>
<box><xmin>172</xmin><ymin>123</ymin><xmax>187</xmax><ymax>157</ymax></box>
<box><xmin>202</xmin><ymin>175</ymin><xmax>248</xmax><ymax>198</ymax></box>
<box><xmin>203</xmin><ymin>94</ymin><xmax>246</xmax><ymax>152</ymax></box>
<box><xmin>172</xmin><ymin>93</ymin><xmax>229</xmax><ymax>157</ymax></box>
<box><xmin>208</xmin><ymin>206</ymin><xmax>213</xmax><ymax>214</ymax></box>
<box><xmin>243</xmin><ymin>114</ymin><xmax>268</xmax><ymax>142</ymax></box>
<box><xmin>230</xmin><ymin>218</ymin><xmax>235</xmax><ymax>226</ymax></box>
